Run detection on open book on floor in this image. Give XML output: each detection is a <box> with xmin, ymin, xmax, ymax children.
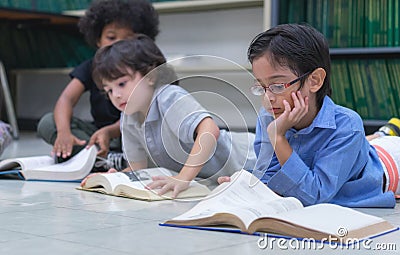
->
<box><xmin>161</xmin><ymin>170</ymin><xmax>398</xmax><ymax>244</ymax></box>
<box><xmin>78</xmin><ymin>167</ymin><xmax>211</xmax><ymax>201</ymax></box>
<box><xmin>0</xmin><ymin>146</ymin><xmax>97</xmax><ymax>181</ymax></box>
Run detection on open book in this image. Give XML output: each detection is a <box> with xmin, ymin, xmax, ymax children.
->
<box><xmin>163</xmin><ymin>170</ymin><xmax>398</xmax><ymax>243</ymax></box>
<box><xmin>78</xmin><ymin>167</ymin><xmax>211</xmax><ymax>201</ymax></box>
<box><xmin>0</xmin><ymin>146</ymin><xmax>97</xmax><ymax>181</ymax></box>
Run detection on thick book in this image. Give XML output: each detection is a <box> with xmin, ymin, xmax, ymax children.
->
<box><xmin>0</xmin><ymin>146</ymin><xmax>97</xmax><ymax>181</ymax></box>
<box><xmin>78</xmin><ymin>167</ymin><xmax>211</xmax><ymax>201</ymax></box>
<box><xmin>162</xmin><ymin>170</ymin><xmax>398</xmax><ymax>243</ymax></box>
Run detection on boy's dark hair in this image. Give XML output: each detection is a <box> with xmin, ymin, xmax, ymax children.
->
<box><xmin>79</xmin><ymin>0</ymin><xmax>159</xmax><ymax>48</ymax></box>
<box><xmin>93</xmin><ymin>34</ymin><xmax>177</xmax><ymax>88</ymax></box>
<box><xmin>247</xmin><ymin>23</ymin><xmax>331</xmax><ymax>109</ymax></box>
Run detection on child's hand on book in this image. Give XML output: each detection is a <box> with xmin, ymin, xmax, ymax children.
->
<box><xmin>146</xmin><ymin>175</ymin><xmax>191</xmax><ymax>198</ymax></box>
<box><xmin>87</xmin><ymin>127</ymin><xmax>111</xmax><ymax>157</ymax></box>
<box><xmin>80</xmin><ymin>168</ymin><xmax>117</xmax><ymax>187</ymax></box>
<box><xmin>53</xmin><ymin>132</ymin><xmax>86</xmax><ymax>159</ymax></box>
<box><xmin>217</xmin><ymin>176</ymin><xmax>231</xmax><ymax>184</ymax></box>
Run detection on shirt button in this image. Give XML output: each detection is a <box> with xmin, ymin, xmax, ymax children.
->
<box><xmin>294</xmin><ymin>135</ymin><xmax>298</xmax><ymax>138</ymax></box>
<box><xmin>147</xmin><ymin>138</ymin><xmax>152</xmax><ymax>142</ymax></box>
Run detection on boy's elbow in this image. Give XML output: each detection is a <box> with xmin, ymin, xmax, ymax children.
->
<box><xmin>198</xmin><ymin>117</ymin><xmax>220</xmax><ymax>140</ymax></box>
<box><xmin>212</xmin><ymin>123</ymin><xmax>220</xmax><ymax>140</ymax></box>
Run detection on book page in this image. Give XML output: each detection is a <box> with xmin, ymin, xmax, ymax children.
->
<box><xmin>84</xmin><ymin>168</ymin><xmax>174</xmax><ymax>193</ymax></box>
<box><xmin>31</xmin><ymin>147</ymin><xmax>95</xmax><ymax>172</ymax></box>
<box><xmin>21</xmin><ymin>146</ymin><xmax>97</xmax><ymax>181</ymax></box>
<box><xmin>81</xmin><ymin>167</ymin><xmax>210</xmax><ymax>200</ymax></box>
<box><xmin>117</xmin><ymin>179</ymin><xmax>207</xmax><ymax>191</ymax></box>
<box><xmin>265</xmin><ymin>203</ymin><xmax>390</xmax><ymax>237</ymax></box>
<box><xmin>170</xmin><ymin>170</ymin><xmax>303</xmax><ymax>229</ymax></box>
<box><xmin>84</xmin><ymin>172</ymin><xmax>132</xmax><ymax>193</ymax></box>
<box><xmin>0</xmin><ymin>156</ymin><xmax>54</xmax><ymax>171</ymax></box>
<box><xmin>115</xmin><ymin>179</ymin><xmax>210</xmax><ymax>200</ymax></box>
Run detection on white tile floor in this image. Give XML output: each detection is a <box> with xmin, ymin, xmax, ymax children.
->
<box><xmin>0</xmin><ymin>132</ymin><xmax>399</xmax><ymax>254</ymax></box>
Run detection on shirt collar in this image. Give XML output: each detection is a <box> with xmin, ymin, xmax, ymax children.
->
<box><xmin>123</xmin><ymin>85</ymin><xmax>168</xmax><ymax>125</ymax></box>
<box><xmin>295</xmin><ymin>96</ymin><xmax>337</xmax><ymax>134</ymax></box>
<box><xmin>145</xmin><ymin>84</ymin><xmax>170</xmax><ymax>123</ymax></box>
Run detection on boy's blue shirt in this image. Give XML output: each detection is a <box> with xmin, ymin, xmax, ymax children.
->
<box><xmin>252</xmin><ymin>96</ymin><xmax>396</xmax><ymax>208</ymax></box>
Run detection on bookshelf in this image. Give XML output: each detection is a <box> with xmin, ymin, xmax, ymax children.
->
<box><xmin>4</xmin><ymin>0</ymin><xmax>394</xmax><ymax>132</ymax></box>
<box><xmin>278</xmin><ymin>0</ymin><xmax>400</xmax><ymax>125</ymax></box>
<box><xmin>64</xmin><ymin>0</ymin><xmax>277</xmax><ymax>33</ymax></box>
<box><xmin>0</xmin><ymin>0</ymin><xmax>92</xmax><ymax>13</ymax></box>
<box><xmin>0</xmin><ymin>7</ymin><xmax>79</xmax><ymax>25</ymax></box>
<box><xmin>64</xmin><ymin>0</ymin><xmax>263</xmax><ymax>14</ymax></box>
<box><xmin>330</xmin><ymin>47</ymin><xmax>400</xmax><ymax>57</ymax></box>
<box><xmin>152</xmin><ymin>0</ymin><xmax>274</xmax><ymax>131</ymax></box>
<box><xmin>8</xmin><ymin>0</ymin><xmax>276</xmax><ymax>131</ymax></box>
<box><xmin>0</xmin><ymin>7</ymin><xmax>93</xmax><ymax>70</ymax></box>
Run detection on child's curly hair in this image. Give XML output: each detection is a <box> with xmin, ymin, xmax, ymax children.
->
<box><xmin>78</xmin><ymin>0</ymin><xmax>159</xmax><ymax>48</ymax></box>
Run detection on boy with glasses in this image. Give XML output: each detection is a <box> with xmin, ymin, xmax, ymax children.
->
<box><xmin>219</xmin><ymin>24</ymin><xmax>398</xmax><ymax>207</ymax></box>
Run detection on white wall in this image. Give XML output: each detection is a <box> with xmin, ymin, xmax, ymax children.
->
<box><xmin>156</xmin><ymin>7</ymin><xmax>265</xmax><ymax>130</ymax></box>
<box><xmin>13</xmin><ymin>6</ymin><xmax>265</xmax><ymax>130</ymax></box>
<box><xmin>13</xmin><ymin>69</ymin><xmax>92</xmax><ymax>122</ymax></box>
<box><xmin>157</xmin><ymin>7</ymin><xmax>264</xmax><ymax>66</ymax></box>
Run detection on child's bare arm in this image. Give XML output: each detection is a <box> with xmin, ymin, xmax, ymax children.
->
<box><xmin>177</xmin><ymin>117</ymin><xmax>219</xmax><ymax>181</ymax></box>
<box><xmin>119</xmin><ymin>159</ymin><xmax>148</xmax><ymax>172</ymax></box>
<box><xmin>53</xmin><ymin>78</ymin><xmax>86</xmax><ymax>158</ymax></box>
<box><xmin>87</xmin><ymin>120</ymin><xmax>121</xmax><ymax>157</ymax></box>
<box><xmin>146</xmin><ymin>117</ymin><xmax>219</xmax><ymax>198</ymax></box>
<box><xmin>268</xmin><ymin>91</ymin><xmax>308</xmax><ymax>166</ymax></box>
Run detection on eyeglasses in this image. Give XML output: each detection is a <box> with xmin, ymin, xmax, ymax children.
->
<box><xmin>250</xmin><ymin>71</ymin><xmax>312</xmax><ymax>95</ymax></box>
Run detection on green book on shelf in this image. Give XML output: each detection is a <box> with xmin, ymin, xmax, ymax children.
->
<box><xmin>367</xmin><ymin>61</ymin><xmax>384</xmax><ymax>118</ymax></box>
<box><xmin>376</xmin><ymin>60</ymin><xmax>397</xmax><ymax>117</ymax></box>
<box><xmin>365</xmin><ymin>0</ymin><xmax>377</xmax><ymax>47</ymax></box>
<box><xmin>387</xmin><ymin>60</ymin><xmax>400</xmax><ymax>114</ymax></box>
<box><xmin>394</xmin><ymin>0</ymin><xmax>400</xmax><ymax>46</ymax></box>
<box><xmin>348</xmin><ymin>60</ymin><xmax>368</xmax><ymax>118</ymax></box>
<box><xmin>340</xmin><ymin>60</ymin><xmax>355</xmax><ymax>110</ymax></box>
<box><xmin>331</xmin><ymin>60</ymin><xmax>354</xmax><ymax>110</ymax></box>
<box><xmin>360</xmin><ymin>61</ymin><xmax>377</xmax><ymax>119</ymax></box>
<box><xmin>357</xmin><ymin>0</ymin><xmax>366</xmax><ymax>47</ymax></box>
<box><xmin>387</xmin><ymin>0</ymin><xmax>394</xmax><ymax>46</ymax></box>
<box><xmin>377</xmin><ymin>0</ymin><xmax>388</xmax><ymax>46</ymax></box>
<box><xmin>330</xmin><ymin>61</ymin><xmax>342</xmax><ymax>106</ymax></box>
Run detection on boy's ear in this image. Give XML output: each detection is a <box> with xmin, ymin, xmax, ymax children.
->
<box><xmin>308</xmin><ymin>68</ymin><xmax>326</xmax><ymax>93</ymax></box>
<box><xmin>145</xmin><ymin>76</ymin><xmax>155</xmax><ymax>87</ymax></box>
<box><xmin>146</xmin><ymin>72</ymin><xmax>157</xmax><ymax>86</ymax></box>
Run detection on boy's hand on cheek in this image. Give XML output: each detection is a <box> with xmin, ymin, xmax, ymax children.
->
<box><xmin>269</xmin><ymin>91</ymin><xmax>308</xmax><ymax>138</ymax></box>
<box><xmin>288</xmin><ymin>91</ymin><xmax>308</xmax><ymax>124</ymax></box>
<box><xmin>146</xmin><ymin>175</ymin><xmax>190</xmax><ymax>198</ymax></box>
